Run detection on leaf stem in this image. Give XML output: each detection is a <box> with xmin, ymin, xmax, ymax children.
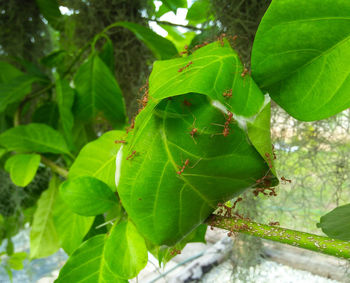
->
<box><xmin>142</xmin><ymin>17</ymin><xmax>205</xmax><ymax>31</ymax></box>
<box><xmin>208</xmin><ymin>214</ymin><xmax>350</xmax><ymax>259</ymax></box>
<box><xmin>41</xmin><ymin>156</ymin><xmax>69</xmax><ymax>179</ymax></box>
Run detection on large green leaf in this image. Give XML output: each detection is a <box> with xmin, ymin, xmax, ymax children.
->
<box><xmin>55</xmin><ymin>76</ymin><xmax>74</xmax><ymax>145</ymax></box>
<box><xmin>30</xmin><ymin>175</ymin><xmax>60</xmax><ymax>258</ymax></box>
<box><xmin>104</xmin><ymin>221</ymin><xmax>148</xmax><ymax>279</ymax></box>
<box><xmin>117</xmin><ymin>41</ymin><xmax>275</xmax><ymax>246</ymax></box>
<box><xmin>114</xmin><ymin>22</ymin><xmax>178</xmax><ymax>60</ymax></box>
<box><xmin>35</xmin><ymin>0</ymin><xmax>62</xmax><ymax>29</ymax></box>
<box><xmin>317</xmin><ymin>203</ymin><xmax>350</xmax><ymax>241</ymax></box>
<box><xmin>60</xmin><ymin>176</ymin><xmax>118</xmax><ymax>216</ymax></box>
<box><xmin>69</xmin><ymin>130</ymin><xmax>125</xmax><ymax>190</ymax></box>
<box><xmin>74</xmin><ymin>55</ymin><xmax>126</xmax><ymax>128</ymax></box>
<box><xmin>251</xmin><ymin>0</ymin><xmax>350</xmax><ymax>121</ymax></box>
<box><xmin>0</xmin><ymin>61</ymin><xmax>23</xmax><ymax>83</ymax></box>
<box><xmin>53</xmin><ymin>195</ymin><xmax>94</xmax><ymax>254</ymax></box>
<box><xmin>0</xmin><ymin>75</ymin><xmax>38</xmax><ymax>113</ymax></box>
<box><xmin>55</xmin><ymin>235</ymin><xmax>127</xmax><ymax>283</ymax></box>
<box><xmin>0</xmin><ymin>123</ymin><xmax>70</xmax><ymax>154</ymax></box>
<box><xmin>5</xmin><ymin>154</ymin><xmax>41</xmax><ymax>187</ymax></box>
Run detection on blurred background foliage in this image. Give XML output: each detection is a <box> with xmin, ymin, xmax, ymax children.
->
<box><xmin>0</xmin><ymin>0</ymin><xmax>349</xmax><ymax>281</ymax></box>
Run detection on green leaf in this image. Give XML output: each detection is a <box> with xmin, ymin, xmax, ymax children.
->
<box><xmin>53</xmin><ymin>195</ymin><xmax>94</xmax><ymax>254</ymax></box>
<box><xmin>40</xmin><ymin>50</ymin><xmax>67</xmax><ymax>68</ymax></box>
<box><xmin>317</xmin><ymin>203</ymin><xmax>350</xmax><ymax>241</ymax></box>
<box><xmin>115</xmin><ymin>22</ymin><xmax>178</xmax><ymax>60</ymax></box>
<box><xmin>98</xmin><ymin>36</ymin><xmax>115</xmax><ymax>73</ymax></box>
<box><xmin>30</xmin><ymin>175</ymin><xmax>60</xmax><ymax>258</ymax></box>
<box><xmin>156</xmin><ymin>4</ymin><xmax>171</xmax><ymax>18</ymax></box>
<box><xmin>0</xmin><ymin>61</ymin><xmax>23</xmax><ymax>83</ymax></box>
<box><xmin>55</xmin><ymin>76</ymin><xmax>74</xmax><ymax>145</ymax></box>
<box><xmin>148</xmin><ymin>40</ymin><xmax>265</xmax><ymax>117</ymax></box>
<box><xmin>73</xmin><ymin>55</ymin><xmax>126</xmax><ymax>128</ymax></box>
<box><xmin>0</xmin><ymin>148</ymin><xmax>7</xmax><ymax>159</ymax></box>
<box><xmin>5</xmin><ymin>154</ymin><xmax>41</xmax><ymax>187</ymax></box>
<box><xmin>69</xmin><ymin>130</ymin><xmax>125</xmax><ymax>190</ymax></box>
<box><xmin>161</xmin><ymin>0</ymin><xmax>187</xmax><ymax>12</ymax></box>
<box><xmin>8</xmin><ymin>252</ymin><xmax>27</xmax><ymax>270</ymax></box>
<box><xmin>251</xmin><ymin>0</ymin><xmax>350</xmax><ymax>121</ymax></box>
<box><xmin>35</xmin><ymin>0</ymin><xmax>62</xmax><ymax>29</ymax></box>
<box><xmin>55</xmin><ymin>235</ymin><xmax>127</xmax><ymax>283</ymax></box>
<box><xmin>186</xmin><ymin>0</ymin><xmax>213</xmax><ymax>25</ymax></box>
<box><xmin>104</xmin><ymin>221</ymin><xmax>148</xmax><ymax>279</ymax></box>
<box><xmin>32</xmin><ymin>102</ymin><xmax>59</xmax><ymax>128</ymax></box>
<box><xmin>0</xmin><ymin>123</ymin><xmax>70</xmax><ymax>154</ymax></box>
<box><xmin>0</xmin><ymin>75</ymin><xmax>38</xmax><ymax>113</ymax></box>
<box><xmin>60</xmin><ymin>176</ymin><xmax>118</xmax><ymax>216</ymax></box>
<box><xmin>117</xmin><ymin>41</ymin><xmax>276</xmax><ymax>245</ymax></box>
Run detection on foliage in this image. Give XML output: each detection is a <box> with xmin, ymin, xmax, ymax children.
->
<box><xmin>0</xmin><ymin>0</ymin><xmax>349</xmax><ymax>281</ymax></box>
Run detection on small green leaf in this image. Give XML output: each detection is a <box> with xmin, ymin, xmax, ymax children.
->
<box><xmin>32</xmin><ymin>102</ymin><xmax>59</xmax><ymax>128</ymax></box>
<box><xmin>186</xmin><ymin>0</ymin><xmax>213</xmax><ymax>25</ymax></box>
<box><xmin>0</xmin><ymin>75</ymin><xmax>38</xmax><ymax>113</ymax></box>
<box><xmin>317</xmin><ymin>203</ymin><xmax>350</xmax><ymax>241</ymax></box>
<box><xmin>161</xmin><ymin>0</ymin><xmax>187</xmax><ymax>12</ymax></box>
<box><xmin>30</xmin><ymin>175</ymin><xmax>60</xmax><ymax>258</ymax></box>
<box><xmin>5</xmin><ymin>154</ymin><xmax>41</xmax><ymax>187</ymax></box>
<box><xmin>60</xmin><ymin>176</ymin><xmax>118</xmax><ymax>216</ymax></box>
<box><xmin>55</xmin><ymin>235</ymin><xmax>127</xmax><ymax>283</ymax></box>
<box><xmin>53</xmin><ymin>195</ymin><xmax>94</xmax><ymax>255</ymax></box>
<box><xmin>8</xmin><ymin>252</ymin><xmax>27</xmax><ymax>270</ymax></box>
<box><xmin>40</xmin><ymin>50</ymin><xmax>67</xmax><ymax>68</ymax></box>
<box><xmin>0</xmin><ymin>123</ymin><xmax>70</xmax><ymax>154</ymax></box>
<box><xmin>104</xmin><ymin>221</ymin><xmax>148</xmax><ymax>279</ymax></box>
<box><xmin>251</xmin><ymin>0</ymin><xmax>350</xmax><ymax>121</ymax></box>
<box><xmin>74</xmin><ymin>55</ymin><xmax>127</xmax><ymax>128</ymax></box>
<box><xmin>69</xmin><ymin>130</ymin><xmax>125</xmax><ymax>190</ymax></box>
<box><xmin>55</xmin><ymin>76</ymin><xmax>74</xmax><ymax>145</ymax></box>
<box><xmin>35</xmin><ymin>0</ymin><xmax>62</xmax><ymax>29</ymax></box>
<box><xmin>116</xmin><ymin>22</ymin><xmax>178</xmax><ymax>60</ymax></box>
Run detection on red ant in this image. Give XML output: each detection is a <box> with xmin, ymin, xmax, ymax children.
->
<box><xmin>114</xmin><ymin>140</ymin><xmax>126</xmax><ymax>144</ymax></box>
<box><xmin>179</xmin><ymin>45</ymin><xmax>188</xmax><ymax>55</ymax></box>
<box><xmin>272</xmin><ymin>144</ymin><xmax>277</xmax><ymax>160</ymax></box>
<box><xmin>170</xmin><ymin>249</ymin><xmax>181</xmax><ymax>256</ymax></box>
<box><xmin>176</xmin><ymin>158</ymin><xmax>201</xmax><ymax>175</ymax></box>
<box><xmin>178</xmin><ymin>61</ymin><xmax>193</xmax><ymax>72</ymax></box>
<box><xmin>232</xmin><ymin>197</ymin><xmax>243</xmax><ymax>209</ymax></box>
<box><xmin>265</xmin><ymin>152</ymin><xmax>273</xmax><ymax>169</ymax></box>
<box><xmin>212</xmin><ymin>111</ymin><xmax>234</xmax><ymax>137</ymax></box>
<box><xmin>241</xmin><ymin>67</ymin><xmax>249</xmax><ymax>77</ymax></box>
<box><xmin>126</xmin><ymin>118</ymin><xmax>135</xmax><ymax>134</ymax></box>
<box><xmin>252</xmin><ymin>187</ymin><xmax>277</xmax><ymax>197</ymax></box>
<box><xmin>126</xmin><ymin>150</ymin><xmax>137</xmax><ymax>160</ymax></box>
<box><xmin>189</xmin><ymin>116</ymin><xmax>199</xmax><ymax>144</ymax></box>
<box><xmin>218</xmin><ymin>33</ymin><xmax>226</xmax><ymax>46</ymax></box>
<box><xmin>183</xmin><ymin>99</ymin><xmax>192</xmax><ymax>107</ymax></box>
<box><xmin>281</xmin><ymin>176</ymin><xmax>292</xmax><ymax>184</ymax></box>
<box><xmin>223</xmin><ymin>89</ymin><xmax>232</xmax><ymax>98</ymax></box>
<box><xmin>193</xmin><ymin>41</ymin><xmax>209</xmax><ymax>51</ymax></box>
<box><xmin>269</xmin><ymin>221</ymin><xmax>280</xmax><ymax>226</ymax></box>
<box><xmin>177</xmin><ymin>159</ymin><xmax>189</xmax><ymax>175</ymax></box>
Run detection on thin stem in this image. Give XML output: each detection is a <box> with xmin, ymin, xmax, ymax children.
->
<box><xmin>208</xmin><ymin>214</ymin><xmax>350</xmax><ymax>259</ymax></box>
<box><xmin>143</xmin><ymin>17</ymin><xmax>205</xmax><ymax>31</ymax></box>
<box><xmin>41</xmin><ymin>156</ymin><xmax>69</xmax><ymax>178</ymax></box>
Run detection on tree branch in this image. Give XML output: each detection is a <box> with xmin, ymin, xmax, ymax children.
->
<box><xmin>207</xmin><ymin>214</ymin><xmax>350</xmax><ymax>259</ymax></box>
<box><xmin>143</xmin><ymin>17</ymin><xmax>205</xmax><ymax>31</ymax></box>
<box><xmin>41</xmin><ymin>156</ymin><xmax>69</xmax><ymax>179</ymax></box>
